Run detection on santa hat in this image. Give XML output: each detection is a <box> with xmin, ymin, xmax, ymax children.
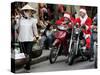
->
<box><xmin>64</xmin><ymin>13</ymin><xmax>71</xmax><ymax>19</ymax></box>
<box><xmin>79</xmin><ymin>8</ymin><xmax>87</xmax><ymax>14</ymax></box>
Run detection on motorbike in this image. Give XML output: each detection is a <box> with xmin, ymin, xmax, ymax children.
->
<box><xmin>67</xmin><ymin>24</ymin><xmax>89</xmax><ymax>65</ymax></box>
<box><xmin>93</xmin><ymin>33</ymin><xmax>97</xmax><ymax>68</ymax></box>
<box><xmin>49</xmin><ymin>23</ymin><xmax>70</xmax><ymax>64</ymax></box>
<box><xmin>92</xmin><ymin>21</ymin><xmax>97</xmax><ymax>68</ymax></box>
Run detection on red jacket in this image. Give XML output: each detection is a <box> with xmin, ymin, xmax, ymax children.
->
<box><xmin>74</xmin><ymin>17</ymin><xmax>92</xmax><ymax>35</ymax></box>
<box><xmin>55</xmin><ymin>17</ymin><xmax>75</xmax><ymax>28</ymax></box>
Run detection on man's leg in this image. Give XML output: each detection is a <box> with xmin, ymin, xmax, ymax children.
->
<box><xmin>40</xmin><ymin>36</ymin><xmax>46</xmax><ymax>49</ymax></box>
<box><xmin>86</xmin><ymin>37</ymin><xmax>93</xmax><ymax>61</ymax></box>
<box><xmin>86</xmin><ymin>37</ymin><xmax>91</xmax><ymax>49</ymax></box>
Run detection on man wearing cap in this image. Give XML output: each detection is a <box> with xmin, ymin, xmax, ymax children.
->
<box><xmin>75</xmin><ymin>8</ymin><xmax>92</xmax><ymax>60</ymax></box>
<box><xmin>15</xmin><ymin>4</ymin><xmax>39</xmax><ymax>70</ymax></box>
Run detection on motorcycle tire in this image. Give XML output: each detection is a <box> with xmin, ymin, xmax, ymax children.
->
<box><xmin>68</xmin><ymin>42</ymin><xmax>76</xmax><ymax>65</ymax></box>
<box><xmin>49</xmin><ymin>46</ymin><xmax>60</xmax><ymax>64</ymax></box>
<box><xmin>94</xmin><ymin>42</ymin><xmax>97</xmax><ymax>68</ymax></box>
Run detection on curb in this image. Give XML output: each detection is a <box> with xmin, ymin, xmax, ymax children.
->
<box><xmin>15</xmin><ymin>50</ymin><xmax>50</xmax><ymax>70</ymax></box>
<box><xmin>31</xmin><ymin>55</ymin><xmax>49</xmax><ymax>65</ymax></box>
<box><xmin>31</xmin><ymin>50</ymin><xmax>50</xmax><ymax>65</ymax></box>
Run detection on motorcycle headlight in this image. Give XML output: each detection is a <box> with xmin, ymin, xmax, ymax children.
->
<box><xmin>75</xmin><ymin>28</ymin><xmax>79</xmax><ymax>34</ymax></box>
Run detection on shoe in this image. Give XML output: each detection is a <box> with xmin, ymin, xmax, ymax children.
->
<box><xmin>49</xmin><ymin>47</ymin><xmax>52</xmax><ymax>50</ymax></box>
<box><xmin>81</xmin><ymin>46</ymin><xmax>86</xmax><ymax>52</ymax></box>
<box><xmin>65</xmin><ymin>57</ymin><xmax>68</xmax><ymax>63</ymax></box>
<box><xmin>24</xmin><ymin>65</ymin><xmax>30</xmax><ymax>70</ymax></box>
<box><xmin>24</xmin><ymin>69</ymin><xmax>31</xmax><ymax>73</ymax></box>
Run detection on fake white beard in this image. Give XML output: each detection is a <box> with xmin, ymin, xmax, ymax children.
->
<box><xmin>80</xmin><ymin>14</ymin><xmax>88</xmax><ymax>25</ymax></box>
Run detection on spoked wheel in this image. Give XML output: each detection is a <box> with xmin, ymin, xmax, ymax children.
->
<box><xmin>68</xmin><ymin>42</ymin><xmax>76</xmax><ymax>65</ymax></box>
<box><xmin>93</xmin><ymin>32</ymin><xmax>97</xmax><ymax>68</ymax></box>
<box><xmin>94</xmin><ymin>42</ymin><xmax>97</xmax><ymax>68</ymax></box>
<box><xmin>49</xmin><ymin>45</ymin><xmax>61</xmax><ymax>64</ymax></box>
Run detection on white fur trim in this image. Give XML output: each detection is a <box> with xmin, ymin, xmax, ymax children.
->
<box><xmin>80</xmin><ymin>9</ymin><xmax>86</xmax><ymax>14</ymax></box>
<box><xmin>85</xmin><ymin>34</ymin><xmax>90</xmax><ymax>39</ymax></box>
<box><xmin>64</xmin><ymin>14</ymin><xmax>70</xmax><ymax>19</ymax></box>
<box><xmin>86</xmin><ymin>25</ymin><xmax>89</xmax><ymax>30</ymax></box>
<box><xmin>69</xmin><ymin>22</ymin><xmax>72</xmax><ymax>25</ymax></box>
<box><xmin>80</xmin><ymin>14</ymin><xmax>88</xmax><ymax>25</ymax></box>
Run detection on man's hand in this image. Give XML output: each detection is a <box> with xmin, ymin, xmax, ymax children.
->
<box><xmin>61</xmin><ymin>21</ymin><xmax>66</xmax><ymax>25</ymax></box>
<box><xmin>81</xmin><ymin>25</ymin><xmax>86</xmax><ymax>30</ymax></box>
<box><xmin>33</xmin><ymin>36</ymin><xmax>39</xmax><ymax>43</ymax></box>
<box><xmin>36</xmin><ymin>36</ymin><xmax>40</xmax><ymax>43</ymax></box>
<box><xmin>75</xmin><ymin>23</ymin><xmax>79</xmax><ymax>28</ymax></box>
<box><xmin>33</xmin><ymin>37</ymin><xmax>36</xmax><ymax>41</ymax></box>
<box><xmin>36</xmin><ymin>36</ymin><xmax>39</xmax><ymax>40</ymax></box>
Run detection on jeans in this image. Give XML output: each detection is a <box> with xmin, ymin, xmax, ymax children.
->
<box><xmin>91</xmin><ymin>30</ymin><xmax>97</xmax><ymax>58</ymax></box>
<box><xmin>40</xmin><ymin>33</ymin><xmax>54</xmax><ymax>49</ymax></box>
<box><xmin>45</xmin><ymin>34</ymin><xmax>54</xmax><ymax>48</ymax></box>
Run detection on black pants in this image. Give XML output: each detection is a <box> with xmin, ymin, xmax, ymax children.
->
<box><xmin>19</xmin><ymin>42</ymin><xmax>33</xmax><ymax>69</ymax></box>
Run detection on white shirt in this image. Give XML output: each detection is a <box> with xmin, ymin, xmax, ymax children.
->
<box><xmin>15</xmin><ymin>17</ymin><xmax>38</xmax><ymax>42</ymax></box>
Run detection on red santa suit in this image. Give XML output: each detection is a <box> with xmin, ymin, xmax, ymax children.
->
<box><xmin>75</xmin><ymin>9</ymin><xmax>92</xmax><ymax>49</ymax></box>
<box><xmin>54</xmin><ymin>13</ymin><xmax>74</xmax><ymax>52</ymax></box>
<box><xmin>55</xmin><ymin>13</ymin><xmax>74</xmax><ymax>28</ymax></box>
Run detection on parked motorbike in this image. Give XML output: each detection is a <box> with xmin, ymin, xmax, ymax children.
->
<box><xmin>92</xmin><ymin>21</ymin><xmax>97</xmax><ymax>68</ymax></box>
<box><xmin>49</xmin><ymin>23</ymin><xmax>70</xmax><ymax>64</ymax></box>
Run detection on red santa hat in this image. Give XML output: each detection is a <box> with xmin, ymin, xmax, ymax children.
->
<box><xmin>64</xmin><ymin>12</ymin><xmax>71</xmax><ymax>19</ymax></box>
<box><xmin>79</xmin><ymin>8</ymin><xmax>87</xmax><ymax>14</ymax></box>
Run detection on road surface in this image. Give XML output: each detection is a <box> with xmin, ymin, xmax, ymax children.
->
<box><xmin>16</xmin><ymin>56</ymin><xmax>96</xmax><ymax>73</ymax></box>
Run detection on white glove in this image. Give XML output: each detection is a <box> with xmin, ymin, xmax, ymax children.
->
<box><xmin>85</xmin><ymin>34</ymin><xmax>90</xmax><ymax>39</ymax></box>
<box><xmin>85</xmin><ymin>25</ymin><xmax>89</xmax><ymax>30</ymax></box>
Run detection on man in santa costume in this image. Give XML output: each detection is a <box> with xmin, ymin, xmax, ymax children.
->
<box><xmin>55</xmin><ymin>12</ymin><xmax>75</xmax><ymax>41</ymax></box>
<box><xmin>75</xmin><ymin>8</ymin><xmax>92</xmax><ymax>60</ymax></box>
<box><xmin>55</xmin><ymin>12</ymin><xmax>74</xmax><ymax>55</ymax></box>
<box><xmin>55</xmin><ymin>12</ymin><xmax>74</xmax><ymax>28</ymax></box>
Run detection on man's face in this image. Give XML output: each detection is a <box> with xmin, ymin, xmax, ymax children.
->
<box><xmin>64</xmin><ymin>17</ymin><xmax>69</xmax><ymax>21</ymax></box>
<box><xmin>79</xmin><ymin>11</ymin><xmax>85</xmax><ymax>18</ymax></box>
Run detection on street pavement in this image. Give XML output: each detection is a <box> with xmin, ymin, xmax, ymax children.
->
<box><xmin>16</xmin><ymin>53</ymin><xmax>96</xmax><ymax>73</ymax></box>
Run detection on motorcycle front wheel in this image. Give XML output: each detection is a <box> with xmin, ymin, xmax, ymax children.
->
<box><xmin>68</xmin><ymin>42</ymin><xmax>76</xmax><ymax>65</ymax></box>
<box><xmin>49</xmin><ymin>45</ymin><xmax>61</xmax><ymax>64</ymax></box>
<box><xmin>94</xmin><ymin>42</ymin><xmax>97</xmax><ymax>68</ymax></box>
